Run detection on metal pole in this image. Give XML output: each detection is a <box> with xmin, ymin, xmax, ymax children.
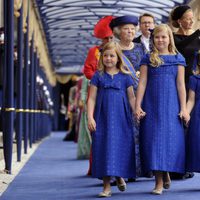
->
<box><xmin>3</xmin><ymin>0</ymin><xmax>15</xmax><ymax>173</ymax></box>
<box><xmin>16</xmin><ymin>3</ymin><xmax>23</xmax><ymax>162</ymax></box>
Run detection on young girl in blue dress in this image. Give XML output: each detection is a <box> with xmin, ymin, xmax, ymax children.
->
<box><xmin>87</xmin><ymin>41</ymin><xmax>136</xmax><ymax>197</ymax></box>
<box><xmin>186</xmin><ymin>53</ymin><xmax>200</xmax><ymax>172</ymax></box>
<box><xmin>135</xmin><ymin>24</ymin><xmax>190</xmax><ymax>195</ymax></box>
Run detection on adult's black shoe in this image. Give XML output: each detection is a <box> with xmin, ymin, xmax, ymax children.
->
<box><xmin>182</xmin><ymin>172</ymin><xmax>194</xmax><ymax>179</ymax></box>
<box><xmin>63</xmin><ymin>132</ymin><xmax>75</xmax><ymax>141</ymax></box>
<box><xmin>170</xmin><ymin>172</ymin><xmax>194</xmax><ymax>180</ymax></box>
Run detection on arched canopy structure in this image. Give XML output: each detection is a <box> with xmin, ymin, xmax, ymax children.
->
<box><xmin>36</xmin><ymin>0</ymin><xmax>189</xmax><ymax>74</ymax></box>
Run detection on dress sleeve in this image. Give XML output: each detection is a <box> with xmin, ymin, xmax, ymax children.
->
<box><xmin>188</xmin><ymin>75</ymin><xmax>197</xmax><ymax>92</ymax></box>
<box><xmin>140</xmin><ymin>54</ymin><xmax>149</xmax><ymax>66</ymax></box>
<box><xmin>126</xmin><ymin>74</ymin><xmax>134</xmax><ymax>88</ymax></box>
<box><xmin>90</xmin><ymin>71</ymin><xmax>100</xmax><ymax>87</ymax></box>
<box><xmin>177</xmin><ymin>53</ymin><xmax>187</xmax><ymax>67</ymax></box>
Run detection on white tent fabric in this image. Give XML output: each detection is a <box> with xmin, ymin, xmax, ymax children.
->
<box><xmin>36</xmin><ymin>0</ymin><xmax>188</xmax><ymax>73</ymax></box>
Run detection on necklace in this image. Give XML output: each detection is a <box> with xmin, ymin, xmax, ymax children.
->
<box><xmin>119</xmin><ymin>41</ymin><xmax>134</xmax><ymax>50</ymax></box>
<box><xmin>177</xmin><ymin>28</ymin><xmax>194</xmax><ymax>36</ymax></box>
<box><xmin>106</xmin><ymin>70</ymin><xmax>119</xmax><ymax>79</ymax></box>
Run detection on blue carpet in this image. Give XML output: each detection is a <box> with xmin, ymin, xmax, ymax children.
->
<box><xmin>1</xmin><ymin>131</ymin><xmax>200</xmax><ymax>200</ymax></box>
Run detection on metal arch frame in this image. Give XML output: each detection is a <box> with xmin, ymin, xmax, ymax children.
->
<box><xmin>35</xmin><ymin>0</ymin><xmax>189</xmax><ymax>73</ymax></box>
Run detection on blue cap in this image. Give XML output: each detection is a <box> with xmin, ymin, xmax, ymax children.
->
<box><xmin>109</xmin><ymin>15</ymin><xmax>138</xmax><ymax>30</ymax></box>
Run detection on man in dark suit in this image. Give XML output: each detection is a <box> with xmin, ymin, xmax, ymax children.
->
<box><xmin>133</xmin><ymin>13</ymin><xmax>155</xmax><ymax>53</ymax></box>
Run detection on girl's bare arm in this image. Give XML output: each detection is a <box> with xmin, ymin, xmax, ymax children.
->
<box><xmin>187</xmin><ymin>89</ymin><xmax>195</xmax><ymax>115</ymax></box>
<box><xmin>135</xmin><ymin>65</ymin><xmax>148</xmax><ymax>119</ymax></box>
<box><xmin>176</xmin><ymin>65</ymin><xmax>190</xmax><ymax>123</ymax></box>
<box><xmin>127</xmin><ymin>86</ymin><xmax>136</xmax><ymax>113</ymax></box>
<box><xmin>87</xmin><ymin>85</ymin><xmax>97</xmax><ymax>131</ymax></box>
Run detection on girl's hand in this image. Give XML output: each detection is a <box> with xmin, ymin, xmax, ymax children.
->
<box><xmin>179</xmin><ymin>110</ymin><xmax>190</xmax><ymax>126</ymax></box>
<box><xmin>136</xmin><ymin>71</ymin><xmax>140</xmax><ymax>78</ymax></box>
<box><xmin>135</xmin><ymin>106</ymin><xmax>146</xmax><ymax>122</ymax></box>
<box><xmin>88</xmin><ymin>117</ymin><xmax>96</xmax><ymax>132</ymax></box>
<box><xmin>78</xmin><ymin>100</ymin><xmax>84</xmax><ymax>109</ymax></box>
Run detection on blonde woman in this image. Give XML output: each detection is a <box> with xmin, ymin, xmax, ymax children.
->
<box><xmin>170</xmin><ymin>5</ymin><xmax>200</xmax><ymax>86</ymax></box>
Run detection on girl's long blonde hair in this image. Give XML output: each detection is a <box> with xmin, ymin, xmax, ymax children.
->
<box><xmin>98</xmin><ymin>41</ymin><xmax>130</xmax><ymax>74</ymax></box>
<box><xmin>150</xmin><ymin>24</ymin><xmax>178</xmax><ymax>67</ymax></box>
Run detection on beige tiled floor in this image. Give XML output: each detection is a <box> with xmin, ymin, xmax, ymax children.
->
<box><xmin>0</xmin><ymin>142</ymin><xmax>41</xmax><ymax>196</ymax></box>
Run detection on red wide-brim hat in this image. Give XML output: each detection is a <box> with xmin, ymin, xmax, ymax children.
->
<box><xmin>93</xmin><ymin>16</ymin><xmax>115</xmax><ymax>39</ymax></box>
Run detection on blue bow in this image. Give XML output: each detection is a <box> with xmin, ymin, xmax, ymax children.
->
<box><xmin>104</xmin><ymin>82</ymin><xmax>121</xmax><ymax>89</ymax></box>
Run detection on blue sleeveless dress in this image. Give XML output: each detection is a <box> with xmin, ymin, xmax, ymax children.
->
<box><xmin>91</xmin><ymin>71</ymin><xmax>136</xmax><ymax>178</ymax></box>
<box><xmin>186</xmin><ymin>75</ymin><xmax>200</xmax><ymax>172</ymax></box>
<box><xmin>139</xmin><ymin>53</ymin><xmax>186</xmax><ymax>174</ymax></box>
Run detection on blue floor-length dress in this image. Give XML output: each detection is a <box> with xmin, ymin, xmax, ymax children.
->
<box><xmin>186</xmin><ymin>75</ymin><xmax>200</xmax><ymax>172</ymax></box>
<box><xmin>91</xmin><ymin>71</ymin><xmax>136</xmax><ymax>178</ymax></box>
<box><xmin>139</xmin><ymin>53</ymin><xmax>186</xmax><ymax>174</ymax></box>
<box><xmin>123</xmin><ymin>43</ymin><xmax>145</xmax><ymax>176</ymax></box>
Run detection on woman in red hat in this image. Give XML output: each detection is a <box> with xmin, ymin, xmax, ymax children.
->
<box><xmin>83</xmin><ymin>16</ymin><xmax>114</xmax><ymax>80</ymax></box>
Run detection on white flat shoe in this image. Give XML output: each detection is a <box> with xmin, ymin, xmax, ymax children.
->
<box><xmin>152</xmin><ymin>188</ymin><xmax>163</xmax><ymax>195</ymax></box>
<box><xmin>98</xmin><ymin>191</ymin><xmax>112</xmax><ymax>198</ymax></box>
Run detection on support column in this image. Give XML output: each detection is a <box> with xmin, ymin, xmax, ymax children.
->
<box><xmin>23</xmin><ymin>1</ymin><xmax>29</xmax><ymax>154</ymax></box>
<box><xmin>2</xmin><ymin>0</ymin><xmax>15</xmax><ymax>173</ymax></box>
<box><xmin>29</xmin><ymin>35</ymin><xmax>34</xmax><ymax>147</ymax></box>
<box><xmin>16</xmin><ymin>3</ymin><xmax>23</xmax><ymax>162</ymax></box>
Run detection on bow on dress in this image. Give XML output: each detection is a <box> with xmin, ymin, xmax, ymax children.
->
<box><xmin>104</xmin><ymin>82</ymin><xmax>121</xmax><ymax>89</ymax></box>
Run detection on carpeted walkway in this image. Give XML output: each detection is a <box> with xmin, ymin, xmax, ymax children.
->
<box><xmin>1</xmin><ymin>131</ymin><xmax>200</xmax><ymax>200</ymax></box>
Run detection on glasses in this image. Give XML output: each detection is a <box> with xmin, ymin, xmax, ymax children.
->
<box><xmin>141</xmin><ymin>21</ymin><xmax>154</xmax><ymax>25</ymax></box>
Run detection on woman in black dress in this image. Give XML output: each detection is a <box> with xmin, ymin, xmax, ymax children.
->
<box><xmin>170</xmin><ymin>5</ymin><xmax>200</xmax><ymax>87</ymax></box>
